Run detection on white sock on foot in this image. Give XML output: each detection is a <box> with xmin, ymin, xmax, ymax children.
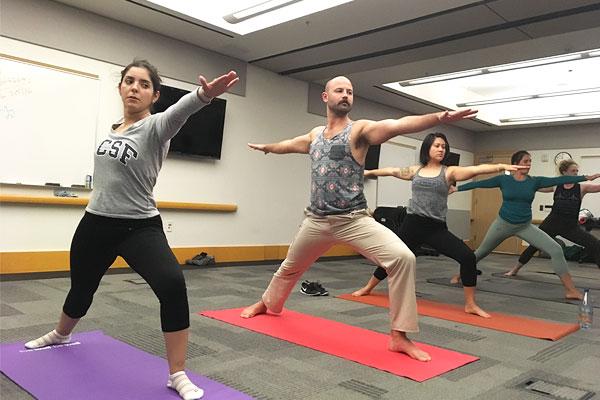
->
<box><xmin>24</xmin><ymin>329</ymin><xmax>71</xmax><ymax>349</ymax></box>
<box><xmin>167</xmin><ymin>371</ymin><xmax>204</xmax><ymax>400</ymax></box>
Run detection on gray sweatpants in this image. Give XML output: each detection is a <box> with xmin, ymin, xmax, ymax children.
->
<box><xmin>475</xmin><ymin>216</ymin><xmax>569</xmax><ymax>276</ymax></box>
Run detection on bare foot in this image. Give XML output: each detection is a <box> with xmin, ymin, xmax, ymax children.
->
<box><xmin>389</xmin><ymin>331</ymin><xmax>431</xmax><ymax>362</ymax></box>
<box><xmin>351</xmin><ymin>287</ymin><xmax>371</xmax><ymax>297</ymax></box>
<box><xmin>504</xmin><ymin>266</ymin><xmax>520</xmax><ymax>276</ymax></box>
<box><xmin>240</xmin><ymin>301</ymin><xmax>267</xmax><ymax>318</ymax></box>
<box><xmin>464</xmin><ymin>303</ymin><xmax>491</xmax><ymax>318</ymax></box>
<box><xmin>565</xmin><ymin>290</ymin><xmax>583</xmax><ymax>301</ymax></box>
<box><xmin>450</xmin><ymin>274</ymin><xmax>460</xmax><ymax>284</ymax></box>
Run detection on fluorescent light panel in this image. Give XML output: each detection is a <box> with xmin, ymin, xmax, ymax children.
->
<box><xmin>397</xmin><ymin>48</ymin><xmax>600</xmax><ymax>87</ymax></box>
<box><xmin>500</xmin><ymin>112</ymin><xmax>600</xmax><ymax>123</ymax></box>
<box><xmin>458</xmin><ymin>87</ymin><xmax>600</xmax><ymax>107</ymax></box>
<box><xmin>487</xmin><ymin>53</ymin><xmax>582</xmax><ymax>72</ymax></box>
<box><xmin>224</xmin><ymin>0</ymin><xmax>300</xmax><ymax>23</ymax></box>
<box><xmin>144</xmin><ymin>0</ymin><xmax>354</xmax><ymax>35</ymax></box>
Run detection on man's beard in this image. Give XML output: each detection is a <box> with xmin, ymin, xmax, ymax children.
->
<box><xmin>330</xmin><ymin>101</ymin><xmax>352</xmax><ymax>116</ymax></box>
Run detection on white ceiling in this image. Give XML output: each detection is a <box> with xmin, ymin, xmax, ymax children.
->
<box><xmin>53</xmin><ymin>0</ymin><xmax>600</xmax><ymax>131</ymax></box>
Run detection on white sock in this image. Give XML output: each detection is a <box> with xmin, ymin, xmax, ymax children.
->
<box><xmin>24</xmin><ymin>329</ymin><xmax>72</xmax><ymax>349</ymax></box>
<box><xmin>167</xmin><ymin>371</ymin><xmax>204</xmax><ymax>400</ymax></box>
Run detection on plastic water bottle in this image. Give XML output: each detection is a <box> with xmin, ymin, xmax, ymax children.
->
<box><xmin>578</xmin><ymin>289</ymin><xmax>593</xmax><ymax>330</ymax></box>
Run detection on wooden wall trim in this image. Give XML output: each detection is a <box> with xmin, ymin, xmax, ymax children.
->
<box><xmin>0</xmin><ymin>194</ymin><xmax>237</xmax><ymax>212</ymax></box>
<box><xmin>0</xmin><ymin>244</ymin><xmax>358</xmax><ymax>274</ymax></box>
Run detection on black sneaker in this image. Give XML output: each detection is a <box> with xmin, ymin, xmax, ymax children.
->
<box><xmin>300</xmin><ymin>280</ymin><xmax>329</xmax><ymax>296</ymax></box>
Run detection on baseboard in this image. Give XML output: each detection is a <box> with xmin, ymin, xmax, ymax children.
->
<box><xmin>0</xmin><ymin>244</ymin><xmax>358</xmax><ymax>274</ymax></box>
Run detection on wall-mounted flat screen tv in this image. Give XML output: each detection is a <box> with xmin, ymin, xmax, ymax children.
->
<box><xmin>153</xmin><ymin>84</ymin><xmax>226</xmax><ymax>159</ymax></box>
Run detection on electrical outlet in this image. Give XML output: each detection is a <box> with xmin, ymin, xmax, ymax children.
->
<box><xmin>166</xmin><ymin>221</ymin><xmax>174</xmax><ymax>232</ymax></box>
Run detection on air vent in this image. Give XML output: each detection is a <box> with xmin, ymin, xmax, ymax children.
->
<box><xmin>518</xmin><ymin>378</ymin><xmax>594</xmax><ymax>400</ymax></box>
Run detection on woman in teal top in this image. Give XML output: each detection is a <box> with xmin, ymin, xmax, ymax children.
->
<box><xmin>457</xmin><ymin>150</ymin><xmax>599</xmax><ymax>300</ymax></box>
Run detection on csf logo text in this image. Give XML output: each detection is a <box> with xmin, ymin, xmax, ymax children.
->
<box><xmin>96</xmin><ymin>140</ymin><xmax>138</xmax><ymax>166</ymax></box>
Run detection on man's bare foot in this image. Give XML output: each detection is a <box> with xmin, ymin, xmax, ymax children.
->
<box><xmin>464</xmin><ymin>303</ymin><xmax>491</xmax><ymax>318</ymax></box>
<box><xmin>565</xmin><ymin>290</ymin><xmax>583</xmax><ymax>301</ymax></box>
<box><xmin>504</xmin><ymin>265</ymin><xmax>521</xmax><ymax>276</ymax></box>
<box><xmin>389</xmin><ymin>331</ymin><xmax>431</xmax><ymax>362</ymax></box>
<box><xmin>450</xmin><ymin>274</ymin><xmax>460</xmax><ymax>284</ymax></box>
<box><xmin>351</xmin><ymin>287</ymin><xmax>371</xmax><ymax>297</ymax></box>
<box><xmin>240</xmin><ymin>301</ymin><xmax>267</xmax><ymax>318</ymax></box>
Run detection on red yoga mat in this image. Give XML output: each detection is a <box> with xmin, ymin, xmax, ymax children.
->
<box><xmin>337</xmin><ymin>292</ymin><xmax>579</xmax><ymax>341</ymax></box>
<box><xmin>200</xmin><ymin>307</ymin><xmax>478</xmax><ymax>382</ymax></box>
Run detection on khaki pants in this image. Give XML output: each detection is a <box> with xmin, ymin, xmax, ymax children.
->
<box><xmin>262</xmin><ymin>209</ymin><xmax>419</xmax><ymax>332</ymax></box>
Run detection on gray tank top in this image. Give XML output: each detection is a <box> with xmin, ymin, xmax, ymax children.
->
<box><xmin>308</xmin><ymin>123</ymin><xmax>367</xmax><ymax>216</ymax></box>
<box><xmin>407</xmin><ymin>166</ymin><xmax>448</xmax><ymax>222</ymax></box>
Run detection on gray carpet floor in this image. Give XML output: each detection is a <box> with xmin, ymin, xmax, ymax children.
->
<box><xmin>2</xmin><ymin>253</ymin><xmax>599</xmax><ymax>399</ymax></box>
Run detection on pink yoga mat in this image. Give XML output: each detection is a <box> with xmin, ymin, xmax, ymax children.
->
<box><xmin>200</xmin><ymin>308</ymin><xmax>479</xmax><ymax>382</ymax></box>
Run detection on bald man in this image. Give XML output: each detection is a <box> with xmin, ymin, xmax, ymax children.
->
<box><xmin>242</xmin><ymin>76</ymin><xmax>477</xmax><ymax>361</ymax></box>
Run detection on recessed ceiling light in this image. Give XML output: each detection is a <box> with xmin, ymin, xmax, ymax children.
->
<box><xmin>224</xmin><ymin>0</ymin><xmax>300</xmax><ymax>24</ymax></box>
<box><xmin>400</xmin><ymin>70</ymin><xmax>482</xmax><ymax>86</ymax></box>
<box><xmin>487</xmin><ymin>54</ymin><xmax>582</xmax><ymax>72</ymax></box>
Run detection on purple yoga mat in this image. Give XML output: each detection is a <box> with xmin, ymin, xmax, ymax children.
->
<box><xmin>0</xmin><ymin>330</ymin><xmax>252</xmax><ymax>400</ymax></box>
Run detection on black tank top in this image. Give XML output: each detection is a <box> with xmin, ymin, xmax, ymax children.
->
<box><xmin>550</xmin><ymin>183</ymin><xmax>581</xmax><ymax>218</ymax></box>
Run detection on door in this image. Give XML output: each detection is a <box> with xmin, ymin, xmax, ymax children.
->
<box><xmin>470</xmin><ymin>152</ymin><xmax>522</xmax><ymax>254</ymax></box>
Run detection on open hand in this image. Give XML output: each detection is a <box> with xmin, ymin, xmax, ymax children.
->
<box><xmin>199</xmin><ymin>71</ymin><xmax>239</xmax><ymax>98</ymax></box>
<box><xmin>439</xmin><ymin>108</ymin><xmax>478</xmax><ymax>122</ymax></box>
<box><xmin>248</xmin><ymin>143</ymin><xmax>268</xmax><ymax>154</ymax></box>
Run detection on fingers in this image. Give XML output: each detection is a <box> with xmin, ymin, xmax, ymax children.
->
<box><xmin>198</xmin><ymin>75</ymin><xmax>208</xmax><ymax>88</ymax></box>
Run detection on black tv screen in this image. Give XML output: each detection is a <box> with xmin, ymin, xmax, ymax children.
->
<box><xmin>152</xmin><ymin>84</ymin><xmax>226</xmax><ymax>159</ymax></box>
<box><xmin>442</xmin><ymin>151</ymin><xmax>460</xmax><ymax>166</ymax></box>
<box><xmin>365</xmin><ymin>144</ymin><xmax>381</xmax><ymax>170</ymax></box>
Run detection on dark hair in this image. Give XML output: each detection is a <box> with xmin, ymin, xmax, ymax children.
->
<box><xmin>558</xmin><ymin>159</ymin><xmax>578</xmax><ymax>175</ymax></box>
<box><xmin>119</xmin><ymin>59</ymin><xmax>161</xmax><ymax>93</ymax></box>
<box><xmin>419</xmin><ymin>132</ymin><xmax>450</xmax><ymax>165</ymax></box>
<box><xmin>511</xmin><ymin>150</ymin><xmax>530</xmax><ymax>165</ymax></box>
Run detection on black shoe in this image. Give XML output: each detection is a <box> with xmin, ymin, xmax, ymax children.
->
<box><xmin>300</xmin><ymin>280</ymin><xmax>329</xmax><ymax>296</ymax></box>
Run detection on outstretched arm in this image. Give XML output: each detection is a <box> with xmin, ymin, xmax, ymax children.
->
<box><xmin>581</xmin><ymin>182</ymin><xmax>600</xmax><ymax>196</ymax></box>
<box><xmin>357</xmin><ymin>109</ymin><xmax>477</xmax><ymax>146</ymax></box>
<box><xmin>534</xmin><ymin>174</ymin><xmax>597</xmax><ymax>189</ymax></box>
<box><xmin>248</xmin><ymin>132</ymin><xmax>313</xmax><ymax>155</ymax></box>
<box><xmin>457</xmin><ymin>175</ymin><xmax>502</xmax><ymax>192</ymax></box>
<box><xmin>448</xmin><ymin>163</ymin><xmax>526</xmax><ymax>182</ymax></box>
<box><xmin>364</xmin><ymin>166</ymin><xmax>418</xmax><ymax>180</ymax></box>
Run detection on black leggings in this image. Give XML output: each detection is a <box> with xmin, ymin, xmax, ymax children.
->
<box><xmin>64</xmin><ymin>212</ymin><xmax>189</xmax><ymax>332</ymax></box>
<box><xmin>519</xmin><ymin>214</ymin><xmax>600</xmax><ymax>267</ymax></box>
<box><xmin>372</xmin><ymin>213</ymin><xmax>478</xmax><ymax>287</ymax></box>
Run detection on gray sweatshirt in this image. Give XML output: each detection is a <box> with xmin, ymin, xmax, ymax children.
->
<box><xmin>86</xmin><ymin>89</ymin><xmax>209</xmax><ymax>218</ymax></box>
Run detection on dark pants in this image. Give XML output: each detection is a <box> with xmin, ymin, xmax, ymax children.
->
<box><xmin>63</xmin><ymin>212</ymin><xmax>189</xmax><ymax>332</ymax></box>
<box><xmin>519</xmin><ymin>214</ymin><xmax>600</xmax><ymax>267</ymax></box>
<box><xmin>373</xmin><ymin>213</ymin><xmax>478</xmax><ymax>287</ymax></box>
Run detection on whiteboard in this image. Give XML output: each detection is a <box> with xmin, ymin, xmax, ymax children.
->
<box><xmin>376</xmin><ymin>142</ymin><xmax>417</xmax><ymax>207</ymax></box>
<box><xmin>0</xmin><ymin>55</ymin><xmax>100</xmax><ymax>186</ymax></box>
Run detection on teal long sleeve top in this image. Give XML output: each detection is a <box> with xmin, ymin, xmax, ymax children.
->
<box><xmin>458</xmin><ymin>174</ymin><xmax>587</xmax><ymax>224</ymax></box>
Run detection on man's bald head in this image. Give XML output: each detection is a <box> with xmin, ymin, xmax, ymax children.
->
<box><xmin>325</xmin><ymin>76</ymin><xmax>353</xmax><ymax>93</ymax></box>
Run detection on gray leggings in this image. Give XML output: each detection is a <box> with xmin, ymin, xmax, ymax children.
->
<box><xmin>475</xmin><ymin>216</ymin><xmax>569</xmax><ymax>276</ymax></box>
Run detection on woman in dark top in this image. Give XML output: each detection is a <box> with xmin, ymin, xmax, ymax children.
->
<box><xmin>506</xmin><ymin>159</ymin><xmax>600</xmax><ymax>276</ymax></box>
